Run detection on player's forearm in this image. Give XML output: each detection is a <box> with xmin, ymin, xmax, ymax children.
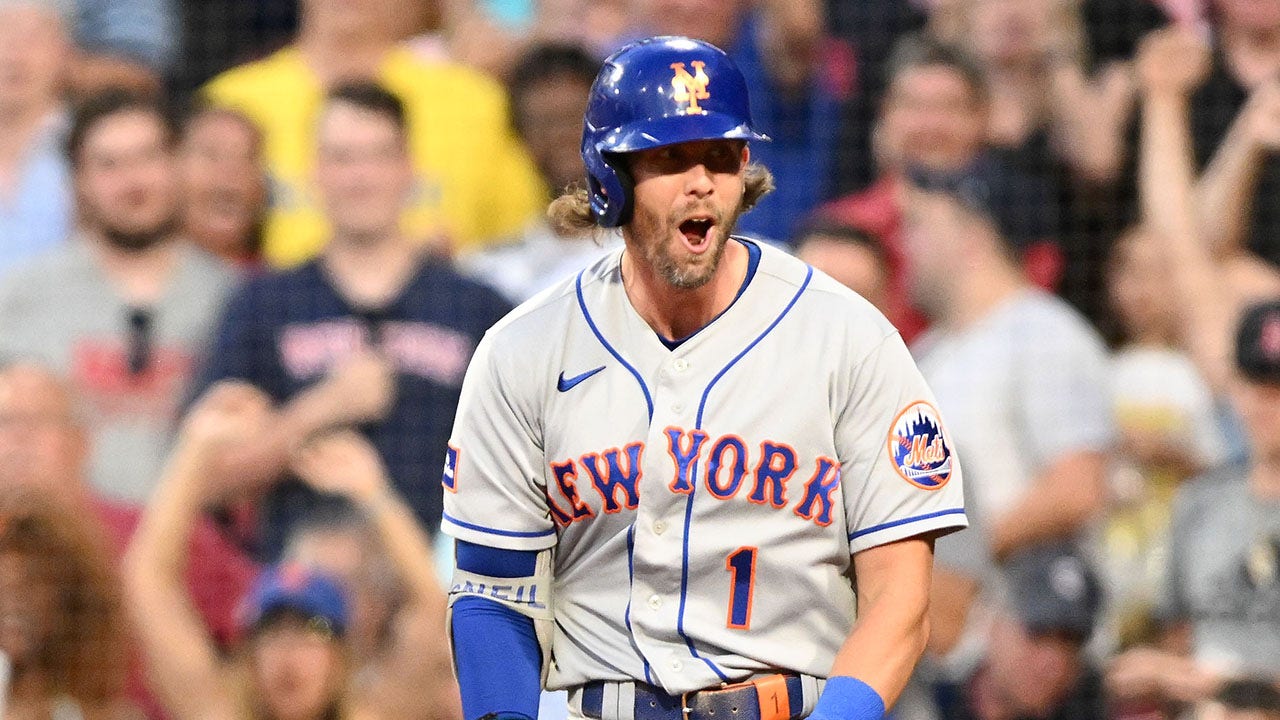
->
<box><xmin>829</xmin><ymin>590</ymin><xmax>930</xmax><ymax>709</ymax></box>
<box><xmin>827</xmin><ymin>538</ymin><xmax>936</xmax><ymax>711</ymax></box>
<box><xmin>989</xmin><ymin>451</ymin><xmax>1107</xmax><ymax>560</ymax></box>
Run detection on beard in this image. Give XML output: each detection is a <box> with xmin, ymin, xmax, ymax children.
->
<box><xmin>633</xmin><ymin>201</ymin><xmax>742</xmax><ymax>290</ymax></box>
<box><xmin>98</xmin><ymin>213</ymin><xmax>179</xmax><ymax>252</ymax></box>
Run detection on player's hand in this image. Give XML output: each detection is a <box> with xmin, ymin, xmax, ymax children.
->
<box><xmin>177</xmin><ymin>381</ymin><xmax>273</xmax><ymax>460</ymax></box>
<box><xmin>291</xmin><ymin>429</ymin><xmax>391</xmax><ymax>504</ymax></box>
<box><xmin>318</xmin><ymin>349</ymin><xmax>397</xmax><ymax>425</ymax></box>
<box><xmin>1135</xmin><ymin>26</ymin><xmax>1211</xmax><ymax>98</ymax></box>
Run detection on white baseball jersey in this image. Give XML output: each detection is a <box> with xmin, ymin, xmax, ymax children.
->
<box><xmin>442</xmin><ymin>238</ymin><xmax>967</xmax><ymax>694</ymax></box>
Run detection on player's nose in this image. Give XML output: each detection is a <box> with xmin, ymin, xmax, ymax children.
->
<box><xmin>683</xmin><ymin>163</ymin><xmax>715</xmax><ymax>197</ymax></box>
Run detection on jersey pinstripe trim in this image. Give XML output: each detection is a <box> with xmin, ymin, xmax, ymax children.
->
<box><xmin>442</xmin><ymin>511</ymin><xmax>558</xmax><ymax>539</ymax></box>
<box><xmin>847</xmin><ymin>507</ymin><xmax>967</xmax><ymax>541</ymax></box>
<box><xmin>675</xmin><ymin>266</ymin><xmax>815</xmax><ymax>682</ymax></box>
<box><xmin>576</xmin><ymin>270</ymin><xmax>654</xmax><ymax>420</ymax></box>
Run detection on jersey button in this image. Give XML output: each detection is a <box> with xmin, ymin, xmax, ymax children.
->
<box><xmin>647</xmin><ymin>595</ymin><xmax>662</xmax><ymax>610</ymax></box>
<box><xmin>669</xmin><ymin>659</ymin><xmax>684</xmax><ymax>672</ymax></box>
<box><xmin>672</xmin><ymin>402</ymin><xmax>686</xmax><ymax>413</ymax></box>
<box><xmin>672</xmin><ymin>359</ymin><xmax>689</xmax><ymax>373</ymax></box>
<box><xmin>653</xmin><ymin>520</ymin><xmax>667</xmax><ymax>535</ymax></box>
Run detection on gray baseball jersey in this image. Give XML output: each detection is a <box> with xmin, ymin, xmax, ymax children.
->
<box><xmin>442</xmin><ymin>239</ymin><xmax>968</xmax><ymax>694</ymax></box>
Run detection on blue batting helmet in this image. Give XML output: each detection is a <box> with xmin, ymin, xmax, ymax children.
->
<box><xmin>582</xmin><ymin>36</ymin><xmax>769</xmax><ymax>227</ymax></box>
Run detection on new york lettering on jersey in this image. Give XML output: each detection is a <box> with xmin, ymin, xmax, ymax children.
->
<box><xmin>442</xmin><ymin>241</ymin><xmax>966</xmax><ymax>694</ymax></box>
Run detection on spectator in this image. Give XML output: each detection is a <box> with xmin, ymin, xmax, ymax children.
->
<box><xmin>458</xmin><ymin>43</ymin><xmax>620</xmax><ymax>304</ymax></box>
<box><xmin>195</xmin><ymin>83</ymin><xmax>512</xmax><ymax>559</ymax></box>
<box><xmin>792</xmin><ymin>216</ymin><xmax>892</xmax><ymax>317</ymax></box>
<box><xmin>617</xmin><ymin>0</ymin><xmax>837</xmax><ymax>243</ymax></box>
<box><xmin>936</xmin><ymin>0</ymin><xmax>1144</xmax><ymax>325</ymax></box>
<box><xmin>177</xmin><ymin>104</ymin><xmax>267</xmax><ymax>266</ymax></box>
<box><xmin>946</xmin><ymin>543</ymin><xmax>1108</xmax><ymax>720</ymax></box>
<box><xmin>203</xmin><ymin>0</ymin><xmax>544</xmax><ymax>266</ymax></box>
<box><xmin>1188</xmin><ymin>0</ymin><xmax>1280</xmax><ymax>267</ymax></box>
<box><xmin>124</xmin><ymin>385</ymin><xmax>369</xmax><ymax>720</ymax></box>
<box><xmin>936</xmin><ymin>0</ymin><xmax>1136</xmax><ymax>186</ymax></box>
<box><xmin>1107</xmin><ymin>27</ymin><xmax>1280</xmax><ymax>712</ymax></box>
<box><xmin>816</xmin><ymin>34</ymin><xmax>1064</xmax><ymax>342</ymax></box>
<box><xmin>0</xmin><ymin>0</ymin><xmax>74</xmax><ymax>279</ymax></box>
<box><xmin>67</xmin><ymin>0</ymin><xmax>178</xmax><ymax>97</ymax></box>
<box><xmin>284</xmin><ymin>431</ymin><xmax>459</xmax><ymax>720</ymax></box>
<box><xmin>0</xmin><ymin>484</ymin><xmax>134</xmax><ymax>720</ymax></box>
<box><xmin>0</xmin><ymin>90</ymin><xmax>236</xmax><ymax>504</ymax></box>
<box><xmin>1099</xmin><ymin>226</ymin><xmax>1229</xmax><ymax>652</ymax></box>
<box><xmin>0</xmin><ymin>361</ymin><xmax>259</xmax><ymax>717</ymax></box>
<box><xmin>0</xmin><ymin>361</ymin><xmax>257</xmax><ymax>637</ymax></box>
<box><xmin>790</xmin><ymin>207</ymin><xmax>996</xmax><ymax>720</ymax></box>
<box><xmin>903</xmin><ymin>159</ymin><xmax>1113</xmax><ymax>563</ymax></box>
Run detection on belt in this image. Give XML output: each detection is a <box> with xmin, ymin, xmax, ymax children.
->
<box><xmin>576</xmin><ymin>674</ymin><xmax>818</xmax><ymax>720</ymax></box>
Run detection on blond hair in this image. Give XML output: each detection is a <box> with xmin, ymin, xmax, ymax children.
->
<box><xmin>548</xmin><ymin>163</ymin><xmax>775</xmax><ymax>237</ymax></box>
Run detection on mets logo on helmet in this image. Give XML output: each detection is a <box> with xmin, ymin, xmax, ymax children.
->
<box><xmin>670</xmin><ymin>61</ymin><xmax>710</xmax><ymax>115</ymax></box>
<box><xmin>887</xmin><ymin>401</ymin><xmax>954</xmax><ymax>490</ymax></box>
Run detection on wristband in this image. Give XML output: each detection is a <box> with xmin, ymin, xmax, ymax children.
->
<box><xmin>809</xmin><ymin>676</ymin><xmax>885</xmax><ymax>720</ymax></box>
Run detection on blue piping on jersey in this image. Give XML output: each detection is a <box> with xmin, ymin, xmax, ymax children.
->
<box><xmin>847</xmin><ymin>508</ymin><xmax>967</xmax><ymax>541</ymax></box>
<box><xmin>443</xmin><ymin>512</ymin><xmax>557</xmax><ymax>539</ymax></box>
<box><xmin>576</xmin><ymin>270</ymin><xmax>655</xmax><ymax>420</ymax></box>
<box><xmin>622</xmin><ymin>524</ymin><xmax>654</xmax><ymax>684</ymax></box>
<box><xmin>675</xmin><ymin>265</ymin><xmax>814</xmax><ymax>682</ymax></box>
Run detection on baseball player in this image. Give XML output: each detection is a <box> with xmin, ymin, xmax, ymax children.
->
<box><xmin>443</xmin><ymin>36</ymin><xmax>968</xmax><ymax>720</ymax></box>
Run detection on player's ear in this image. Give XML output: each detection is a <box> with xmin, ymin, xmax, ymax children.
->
<box><xmin>741</xmin><ymin>144</ymin><xmax>750</xmax><ymax>168</ymax></box>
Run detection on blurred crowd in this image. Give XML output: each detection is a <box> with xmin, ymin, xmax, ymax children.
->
<box><xmin>0</xmin><ymin>1</ymin><xmax>1278</xmax><ymax>720</ymax></box>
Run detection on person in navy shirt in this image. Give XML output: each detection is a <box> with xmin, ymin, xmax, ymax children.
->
<box><xmin>195</xmin><ymin>81</ymin><xmax>511</xmax><ymax>559</ymax></box>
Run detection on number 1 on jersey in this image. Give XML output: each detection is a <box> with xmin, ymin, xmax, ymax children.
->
<box><xmin>725</xmin><ymin>546</ymin><xmax>757</xmax><ymax>629</ymax></box>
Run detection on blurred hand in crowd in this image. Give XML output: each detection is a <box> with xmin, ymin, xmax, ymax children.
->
<box><xmin>1108</xmin><ymin>646</ymin><xmax>1223</xmax><ymax>705</ymax></box>
<box><xmin>292</xmin><ymin>429</ymin><xmax>390</xmax><ymax>503</ymax></box>
<box><xmin>312</xmin><ymin>349</ymin><xmax>397</xmax><ymax>429</ymax></box>
<box><xmin>1238</xmin><ymin>80</ymin><xmax>1280</xmax><ymax>151</ymax></box>
<box><xmin>1136</xmin><ymin>25</ymin><xmax>1212</xmax><ymax>99</ymax></box>
<box><xmin>177</xmin><ymin>380</ymin><xmax>273</xmax><ymax>466</ymax></box>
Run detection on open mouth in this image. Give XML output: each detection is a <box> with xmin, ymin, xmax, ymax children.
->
<box><xmin>678</xmin><ymin>217</ymin><xmax>715</xmax><ymax>253</ymax></box>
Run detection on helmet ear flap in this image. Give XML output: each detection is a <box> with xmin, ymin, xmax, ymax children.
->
<box><xmin>585</xmin><ymin>149</ymin><xmax>634</xmax><ymax>228</ymax></box>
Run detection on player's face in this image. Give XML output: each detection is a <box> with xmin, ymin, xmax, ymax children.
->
<box><xmin>314</xmin><ymin>101</ymin><xmax>414</xmax><ymax>244</ymax></box>
<box><xmin>251</xmin><ymin>615</ymin><xmax>346</xmax><ymax>720</ymax></box>
<box><xmin>75</xmin><ymin>110</ymin><xmax>181</xmax><ymax>251</ymax></box>
<box><xmin>625</xmin><ymin>139</ymin><xmax>748</xmax><ymax>290</ymax></box>
<box><xmin>178</xmin><ymin>110</ymin><xmax>266</xmax><ymax>260</ymax></box>
<box><xmin>881</xmin><ymin>64</ymin><xmax>986</xmax><ymax>172</ymax></box>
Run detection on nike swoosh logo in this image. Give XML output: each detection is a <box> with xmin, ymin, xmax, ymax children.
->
<box><xmin>557</xmin><ymin>366</ymin><xmax>606</xmax><ymax>392</ymax></box>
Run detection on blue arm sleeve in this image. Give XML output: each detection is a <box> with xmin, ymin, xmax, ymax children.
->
<box><xmin>452</xmin><ymin>542</ymin><xmax>542</xmax><ymax>720</ymax></box>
